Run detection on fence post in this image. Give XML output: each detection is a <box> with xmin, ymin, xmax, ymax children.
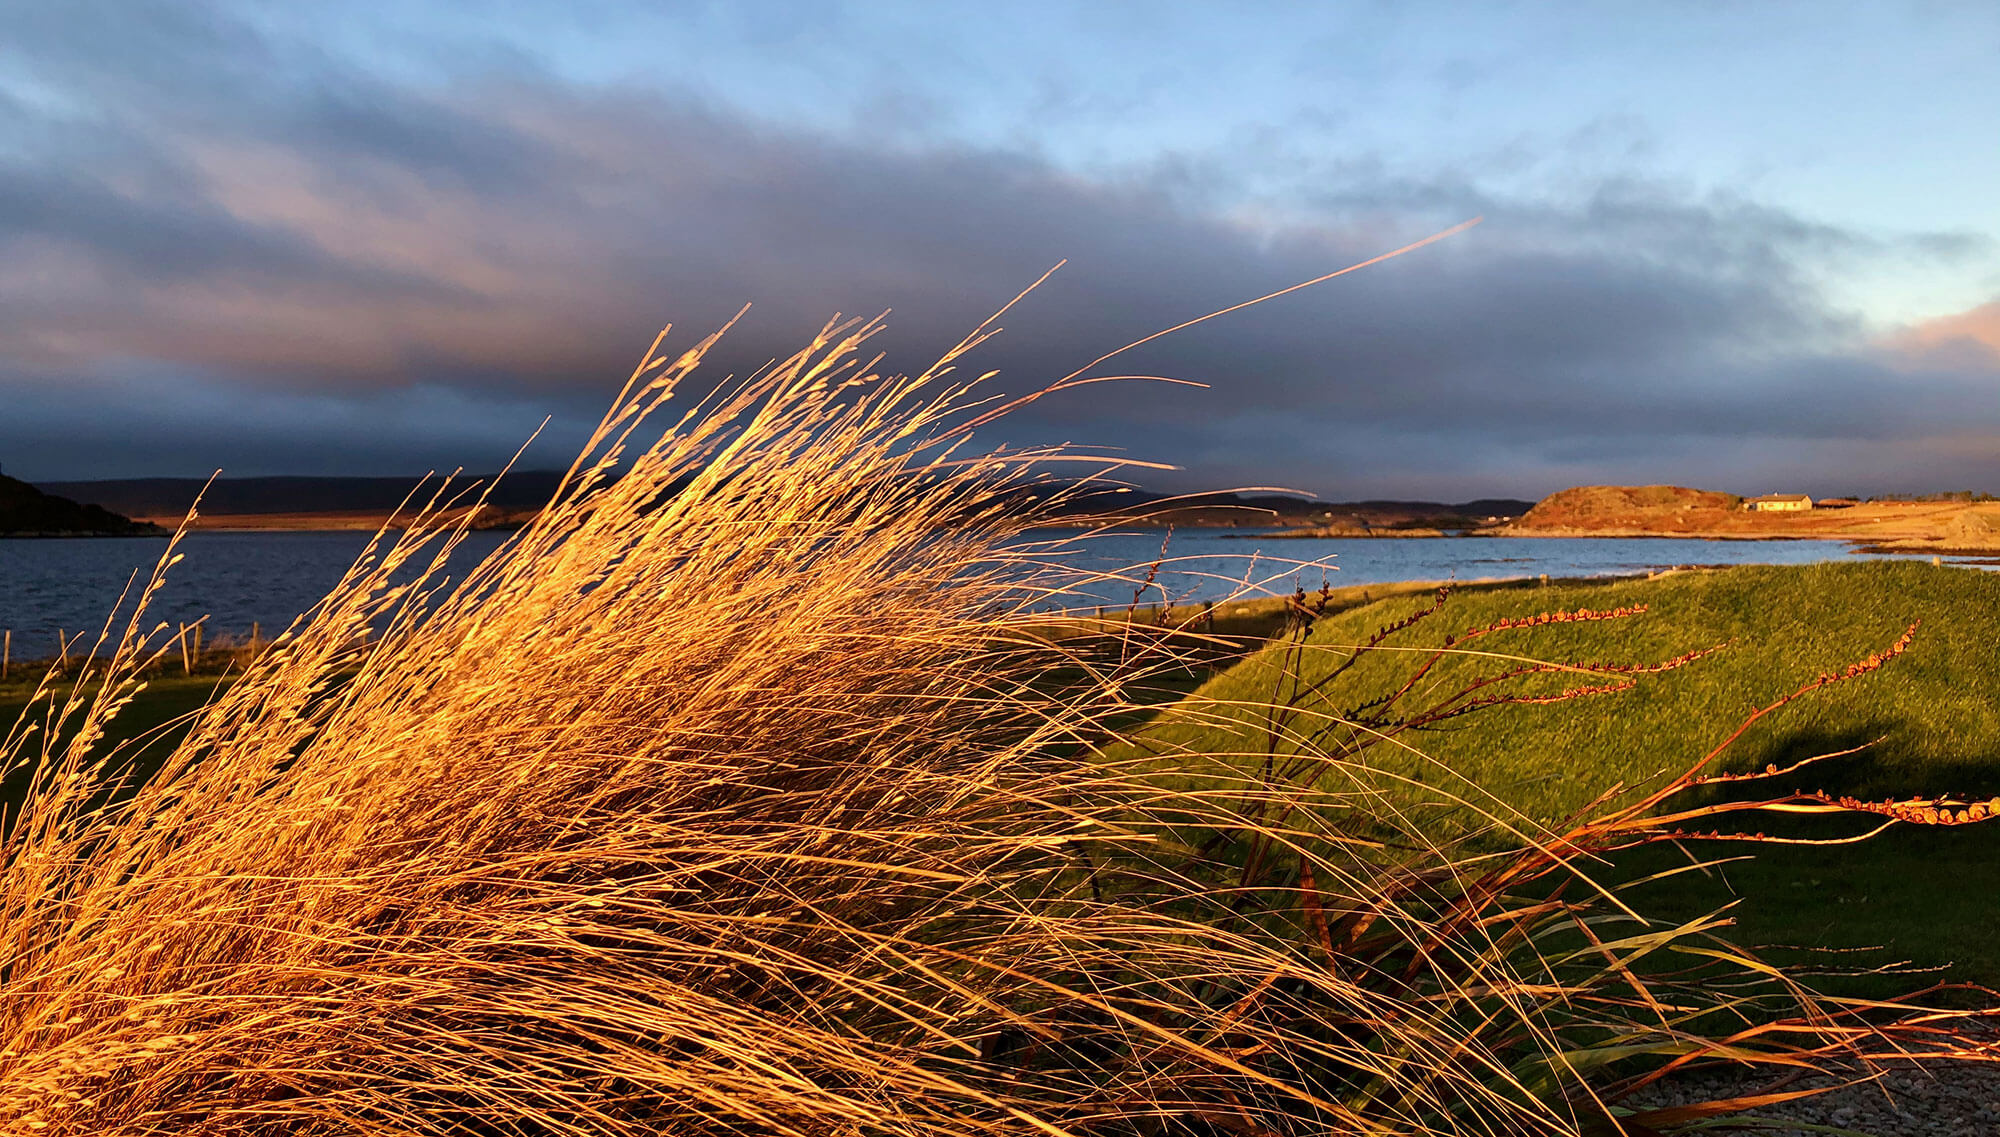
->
<box><xmin>58</xmin><ymin>629</ymin><xmax>68</xmax><ymax>671</ymax></box>
<box><xmin>251</xmin><ymin>622</ymin><xmax>261</xmax><ymax>650</ymax></box>
<box><xmin>1203</xmin><ymin>600</ymin><xmax>1214</xmax><ymax>632</ymax></box>
<box><xmin>2</xmin><ymin>629</ymin><xmax>9</xmax><ymax>680</ymax></box>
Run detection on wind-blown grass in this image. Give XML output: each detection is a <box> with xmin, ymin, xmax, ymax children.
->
<box><xmin>1</xmin><ymin>314</ymin><xmax>1994</xmax><ymax>1135</ymax></box>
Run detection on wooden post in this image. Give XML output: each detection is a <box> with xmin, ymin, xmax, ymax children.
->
<box><xmin>193</xmin><ymin>624</ymin><xmax>203</xmax><ymax>664</ymax></box>
<box><xmin>251</xmin><ymin>622</ymin><xmax>261</xmax><ymax>650</ymax></box>
<box><xmin>58</xmin><ymin>629</ymin><xmax>68</xmax><ymax>671</ymax></box>
<box><xmin>1203</xmin><ymin>600</ymin><xmax>1214</xmax><ymax>633</ymax></box>
<box><xmin>2</xmin><ymin>629</ymin><xmax>9</xmax><ymax>681</ymax></box>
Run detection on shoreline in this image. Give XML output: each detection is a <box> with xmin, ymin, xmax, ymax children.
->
<box><xmin>1487</xmin><ymin>527</ymin><xmax>1829</xmax><ymax>541</ymax></box>
<box><xmin>0</xmin><ymin>527</ymin><xmax>171</xmax><ymax>539</ymax></box>
<box><xmin>1223</xmin><ymin>527</ymin><xmax>1847</xmax><ymax>542</ymax></box>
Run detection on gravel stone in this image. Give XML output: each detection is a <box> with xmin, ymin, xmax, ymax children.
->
<box><xmin>1620</xmin><ymin>1052</ymin><xmax>2000</xmax><ymax>1135</ymax></box>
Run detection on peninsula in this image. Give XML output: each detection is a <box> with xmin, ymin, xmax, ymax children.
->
<box><xmin>1499</xmin><ymin>484</ymin><xmax>2000</xmax><ymax>552</ymax></box>
<box><xmin>0</xmin><ymin>474</ymin><xmax>167</xmax><ymax>537</ymax></box>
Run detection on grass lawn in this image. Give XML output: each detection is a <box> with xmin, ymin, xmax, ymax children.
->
<box><xmin>1120</xmin><ymin>560</ymin><xmax>2000</xmax><ymax>990</ymax></box>
<box><xmin>1</xmin><ymin>672</ymin><xmax>233</xmax><ymax>817</ymax></box>
<box><xmin>1614</xmin><ymin>822</ymin><xmax>2000</xmax><ymax>998</ymax></box>
<box><xmin>3</xmin><ymin>671</ymin><xmax>232</xmax><ymax>741</ymax></box>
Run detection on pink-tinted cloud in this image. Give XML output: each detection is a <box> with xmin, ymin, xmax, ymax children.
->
<box><xmin>1890</xmin><ymin>299</ymin><xmax>2000</xmax><ymax>365</ymax></box>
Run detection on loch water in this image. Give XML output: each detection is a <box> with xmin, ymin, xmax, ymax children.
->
<box><xmin>0</xmin><ymin>527</ymin><xmax>1968</xmax><ymax>657</ymax></box>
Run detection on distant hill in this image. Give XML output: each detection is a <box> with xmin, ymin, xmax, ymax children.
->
<box><xmin>41</xmin><ymin>472</ymin><xmax>572</xmax><ymax>521</ymax></box>
<box><xmin>1030</xmin><ymin>487</ymin><xmax>1533</xmax><ymax>529</ymax></box>
<box><xmin>1514</xmin><ymin>485</ymin><xmax>1742</xmax><ymax>532</ymax></box>
<box><xmin>0</xmin><ymin>475</ymin><xmax>166</xmax><ymax>537</ymax></box>
<box><xmin>36</xmin><ymin>473</ymin><xmax>1535</xmax><ymax>533</ymax></box>
<box><xmin>1504</xmin><ymin>483</ymin><xmax>2000</xmax><ymax>549</ymax></box>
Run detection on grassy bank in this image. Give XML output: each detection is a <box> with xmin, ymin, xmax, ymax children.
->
<box><xmin>1122</xmin><ymin>559</ymin><xmax>2000</xmax><ymax>986</ymax></box>
<box><xmin>1</xmin><ymin>673</ymin><xmax>231</xmax><ymax>818</ymax></box>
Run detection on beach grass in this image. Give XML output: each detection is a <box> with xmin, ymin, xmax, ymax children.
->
<box><xmin>3</xmin><ymin>313</ymin><xmax>1997</xmax><ymax>1134</ymax></box>
<box><xmin>30</xmin><ymin>561</ymin><xmax>2000</xmax><ymax>991</ymax></box>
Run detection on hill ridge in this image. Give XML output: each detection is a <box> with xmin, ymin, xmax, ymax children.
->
<box><xmin>0</xmin><ymin>475</ymin><xmax>165</xmax><ymax>537</ymax></box>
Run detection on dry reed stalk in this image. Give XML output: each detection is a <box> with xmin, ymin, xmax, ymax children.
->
<box><xmin>0</xmin><ymin>314</ymin><xmax>1601</xmax><ymax>1136</ymax></box>
<box><xmin>4</xmin><ymin>309</ymin><xmax>1991</xmax><ymax>1137</ymax></box>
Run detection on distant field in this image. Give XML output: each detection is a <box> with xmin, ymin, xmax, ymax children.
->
<box><xmin>1119</xmin><ymin>560</ymin><xmax>2000</xmax><ymax>987</ymax></box>
<box><xmin>127</xmin><ymin>508</ymin><xmax>516</xmax><ymax>531</ymax></box>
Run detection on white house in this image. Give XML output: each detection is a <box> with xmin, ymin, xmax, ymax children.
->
<box><xmin>1744</xmin><ymin>494</ymin><xmax>1813</xmax><ymax>512</ymax></box>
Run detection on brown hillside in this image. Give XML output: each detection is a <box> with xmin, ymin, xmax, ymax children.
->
<box><xmin>1505</xmin><ymin>486</ymin><xmax>2000</xmax><ymax>547</ymax></box>
<box><xmin>1514</xmin><ymin>485</ymin><xmax>1741</xmax><ymax>531</ymax></box>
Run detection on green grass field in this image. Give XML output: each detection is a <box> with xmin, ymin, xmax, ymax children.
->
<box><xmin>1</xmin><ymin>673</ymin><xmax>231</xmax><ymax>818</ymax></box>
<box><xmin>1122</xmin><ymin>560</ymin><xmax>2000</xmax><ymax>990</ymax></box>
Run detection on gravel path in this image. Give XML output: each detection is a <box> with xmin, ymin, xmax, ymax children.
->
<box><xmin>1622</xmin><ymin>1056</ymin><xmax>2000</xmax><ymax>1135</ymax></box>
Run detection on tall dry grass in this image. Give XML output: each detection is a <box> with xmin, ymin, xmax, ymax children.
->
<box><xmin>1</xmin><ymin>310</ymin><xmax>1992</xmax><ymax>1135</ymax></box>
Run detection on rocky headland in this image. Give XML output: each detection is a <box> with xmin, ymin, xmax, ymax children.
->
<box><xmin>1498</xmin><ymin>484</ymin><xmax>2000</xmax><ymax>551</ymax></box>
<box><xmin>0</xmin><ymin>475</ymin><xmax>167</xmax><ymax>537</ymax></box>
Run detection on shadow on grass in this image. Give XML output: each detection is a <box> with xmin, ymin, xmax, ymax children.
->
<box><xmin>1732</xmin><ymin>721</ymin><xmax>2000</xmax><ymax>802</ymax></box>
<box><xmin>1</xmin><ymin>675</ymin><xmax>231</xmax><ymax>826</ymax></box>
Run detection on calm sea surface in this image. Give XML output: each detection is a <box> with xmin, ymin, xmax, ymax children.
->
<box><xmin>0</xmin><ymin>527</ymin><xmax>1963</xmax><ymax>657</ymax></box>
<box><xmin>1013</xmin><ymin>529</ymin><xmax>1957</xmax><ymax>611</ymax></box>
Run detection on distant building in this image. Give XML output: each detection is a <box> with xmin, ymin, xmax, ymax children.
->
<box><xmin>1744</xmin><ymin>493</ymin><xmax>1813</xmax><ymax>512</ymax></box>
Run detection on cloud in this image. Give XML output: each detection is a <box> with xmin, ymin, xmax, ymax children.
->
<box><xmin>1</xmin><ymin>1</ymin><xmax>1997</xmax><ymax>495</ymax></box>
<box><xmin>1891</xmin><ymin>300</ymin><xmax>2000</xmax><ymax>365</ymax></box>
<box><xmin>0</xmin><ymin>361</ymin><xmax>590</xmax><ymax>479</ymax></box>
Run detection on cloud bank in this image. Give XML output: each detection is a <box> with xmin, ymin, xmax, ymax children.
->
<box><xmin>2</xmin><ymin>1</ymin><xmax>1997</xmax><ymax>496</ymax></box>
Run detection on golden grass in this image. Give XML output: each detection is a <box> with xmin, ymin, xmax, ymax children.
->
<box><xmin>2</xmin><ymin>311</ymin><xmax>1994</xmax><ymax>1135</ymax></box>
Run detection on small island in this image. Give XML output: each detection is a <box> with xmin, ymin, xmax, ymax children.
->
<box><xmin>0</xmin><ymin>474</ymin><xmax>168</xmax><ymax>537</ymax></box>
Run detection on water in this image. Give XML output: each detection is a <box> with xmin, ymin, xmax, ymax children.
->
<box><xmin>0</xmin><ymin>530</ymin><xmax>513</xmax><ymax>657</ymax></box>
<box><xmin>0</xmin><ymin>527</ymin><xmax>1965</xmax><ymax>658</ymax></box>
<box><xmin>1010</xmin><ymin>528</ymin><xmax>1958</xmax><ymax>611</ymax></box>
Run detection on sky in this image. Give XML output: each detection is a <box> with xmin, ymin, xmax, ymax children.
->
<box><xmin>3</xmin><ymin>1</ymin><xmax>1998</xmax><ymax>499</ymax></box>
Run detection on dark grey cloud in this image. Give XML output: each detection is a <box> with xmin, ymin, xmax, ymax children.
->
<box><xmin>0</xmin><ymin>360</ymin><xmax>593</xmax><ymax>479</ymax></box>
<box><xmin>1</xmin><ymin>0</ymin><xmax>1997</xmax><ymax>496</ymax></box>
